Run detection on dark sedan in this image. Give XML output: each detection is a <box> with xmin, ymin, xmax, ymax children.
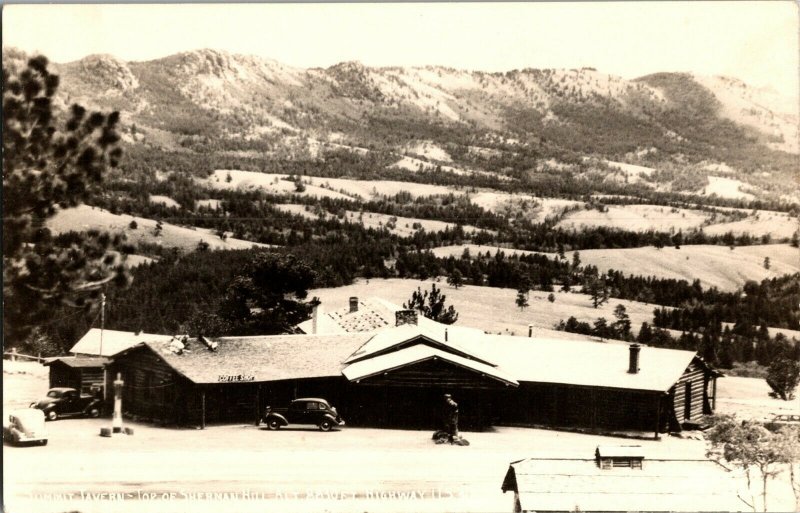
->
<box><xmin>31</xmin><ymin>387</ymin><xmax>103</xmax><ymax>421</ymax></box>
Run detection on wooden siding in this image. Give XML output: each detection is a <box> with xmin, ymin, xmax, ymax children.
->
<box><xmin>671</xmin><ymin>362</ymin><xmax>707</xmax><ymax>423</ymax></box>
<box><xmin>107</xmin><ymin>348</ymin><xmax>184</xmax><ymax>423</ymax></box>
<box><xmin>496</xmin><ymin>383</ymin><xmax>664</xmax><ymax>432</ymax></box>
<box><xmin>48</xmin><ymin>363</ymin><xmax>104</xmax><ymax>393</ymax></box>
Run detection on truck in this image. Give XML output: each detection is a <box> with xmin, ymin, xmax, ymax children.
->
<box><xmin>262</xmin><ymin>397</ymin><xmax>345</xmax><ymax>432</ymax></box>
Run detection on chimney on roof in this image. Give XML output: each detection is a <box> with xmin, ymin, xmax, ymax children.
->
<box><xmin>349</xmin><ymin>296</ymin><xmax>359</xmax><ymax>313</ymax></box>
<box><xmin>311</xmin><ymin>302</ymin><xmax>320</xmax><ymax>335</ymax></box>
<box><xmin>528</xmin><ymin>324</ymin><xmax>533</xmax><ymax>338</ymax></box>
<box><xmin>198</xmin><ymin>335</ymin><xmax>218</xmax><ymax>352</ymax></box>
<box><xmin>445</xmin><ymin>328</ymin><xmax>448</xmax><ymax>342</ymax></box>
<box><xmin>628</xmin><ymin>343</ymin><xmax>640</xmax><ymax>374</ymax></box>
<box><xmin>395</xmin><ymin>309</ymin><xmax>418</xmax><ymax>327</ymax></box>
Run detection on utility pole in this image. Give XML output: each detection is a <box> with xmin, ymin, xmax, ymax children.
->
<box><xmin>99</xmin><ymin>293</ymin><xmax>106</xmax><ymax>356</ymax></box>
<box><xmin>100</xmin><ymin>292</ymin><xmax>107</xmax><ymax>402</ymax></box>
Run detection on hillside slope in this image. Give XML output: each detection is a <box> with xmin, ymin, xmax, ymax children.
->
<box><xmin>432</xmin><ymin>244</ymin><xmax>800</xmax><ymax>292</ymax></box>
<box><xmin>5</xmin><ymin>48</ymin><xmax>795</xmax><ymax>199</ymax></box>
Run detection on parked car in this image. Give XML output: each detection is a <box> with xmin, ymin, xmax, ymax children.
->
<box><xmin>764</xmin><ymin>413</ymin><xmax>800</xmax><ymax>432</ymax></box>
<box><xmin>3</xmin><ymin>409</ymin><xmax>48</xmax><ymax>446</ymax></box>
<box><xmin>31</xmin><ymin>387</ymin><xmax>103</xmax><ymax>421</ymax></box>
<box><xmin>262</xmin><ymin>398</ymin><xmax>345</xmax><ymax>431</ymax></box>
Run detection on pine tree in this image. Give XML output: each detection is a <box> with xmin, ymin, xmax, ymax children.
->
<box><xmin>404</xmin><ymin>283</ymin><xmax>459</xmax><ymax>325</ymax></box>
<box><xmin>515</xmin><ymin>289</ymin><xmax>529</xmax><ymax>311</ymax></box>
<box><xmin>3</xmin><ymin>55</ymin><xmax>129</xmax><ymax>344</ymax></box>
<box><xmin>447</xmin><ymin>268</ymin><xmax>464</xmax><ymax>289</ymax></box>
<box><xmin>612</xmin><ymin>304</ymin><xmax>632</xmax><ymax>340</ymax></box>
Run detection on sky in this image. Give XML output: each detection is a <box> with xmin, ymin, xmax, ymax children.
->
<box><xmin>3</xmin><ymin>2</ymin><xmax>798</xmax><ymax>99</ymax></box>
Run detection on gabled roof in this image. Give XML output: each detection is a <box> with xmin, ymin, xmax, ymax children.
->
<box><xmin>344</xmin><ymin>323</ymin><xmax>493</xmax><ymax>365</ymax></box>
<box><xmin>118</xmin><ymin>333</ymin><xmax>374</xmax><ymax>384</ymax></box>
<box><xmin>502</xmin><ymin>458</ymin><xmax>748</xmax><ymax>512</ymax></box>
<box><xmin>69</xmin><ymin>328</ymin><xmax>176</xmax><ymax>357</ymax></box>
<box><xmin>44</xmin><ymin>356</ymin><xmax>110</xmax><ymax>368</ymax></box>
<box><xmin>342</xmin><ymin>344</ymin><xmax>518</xmax><ymax>386</ymax></box>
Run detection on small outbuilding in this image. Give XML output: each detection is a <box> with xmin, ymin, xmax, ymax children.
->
<box><xmin>501</xmin><ymin>448</ymin><xmax>749</xmax><ymax>512</ymax></box>
<box><xmin>43</xmin><ymin>356</ymin><xmax>109</xmax><ymax>393</ymax></box>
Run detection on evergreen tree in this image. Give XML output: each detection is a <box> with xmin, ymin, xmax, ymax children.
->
<box><xmin>404</xmin><ymin>283</ymin><xmax>459</xmax><ymax>325</ymax></box>
<box><xmin>218</xmin><ymin>252</ymin><xmax>317</xmax><ymax>335</ymax></box>
<box><xmin>612</xmin><ymin>304</ymin><xmax>632</xmax><ymax>340</ymax></box>
<box><xmin>3</xmin><ymin>55</ymin><xmax>129</xmax><ymax>345</ymax></box>
<box><xmin>447</xmin><ymin>268</ymin><xmax>464</xmax><ymax>289</ymax></box>
<box><xmin>766</xmin><ymin>355</ymin><xmax>800</xmax><ymax>401</ymax></box>
<box><xmin>593</xmin><ymin>317</ymin><xmax>610</xmax><ymax>340</ymax></box>
<box><xmin>515</xmin><ymin>289</ymin><xmax>530</xmax><ymax>311</ymax></box>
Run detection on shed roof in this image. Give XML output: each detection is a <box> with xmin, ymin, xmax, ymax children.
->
<box><xmin>455</xmin><ymin>334</ymin><xmax>697</xmax><ymax>392</ymax></box>
<box><xmin>44</xmin><ymin>356</ymin><xmax>110</xmax><ymax>368</ymax></box>
<box><xmin>502</xmin><ymin>458</ymin><xmax>748</xmax><ymax>512</ymax></box>
<box><xmin>123</xmin><ymin>333</ymin><xmax>373</xmax><ymax>384</ymax></box>
<box><xmin>342</xmin><ymin>344</ymin><xmax>518</xmax><ymax>386</ymax></box>
<box><xmin>69</xmin><ymin>328</ymin><xmax>176</xmax><ymax>357</ymax></box>
<box><xmin>596</xmin><ymin>445</ymin><xmax>645</xmax><ymax>458</ymax></box>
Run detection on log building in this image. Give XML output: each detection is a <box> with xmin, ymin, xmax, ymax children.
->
<box><xmin>104</xmin><ymin>302</ymin><xmax>720</xmax><ymax>436</ymax></box>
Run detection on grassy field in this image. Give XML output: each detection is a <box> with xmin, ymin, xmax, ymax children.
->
<box><xmin>556</xmin><ymin>204</ymin><xmax>710</xmax><ymax>232</ymax></box>
<box><xmin>203</xmin><ymin>170</ymin><xmax>461</xmax><ymax>200</ymax></box>
<box><xmin>47</xmin><ymin>204</ymin><xmax>266</xmax><ymax>252</ymax></box>
<box><xmin>308</xmin><ymin>278</ymin><xmax>663</xmax><ymax>339</ymax></box>
<box><xmin>716</xmin><ymin>376</ymin><xmax>800</xmax><ymax>420</ymax></box>
<box><xmin>432</xmin><ymin>243</ymin><xmax>800</xmax><ymax>293</ymax></box>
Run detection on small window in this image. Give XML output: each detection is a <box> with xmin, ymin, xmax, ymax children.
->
<box><xmin>306</xmin><ymin>402</ymin><xmax>319</xmax><ymax>410</ymax></box>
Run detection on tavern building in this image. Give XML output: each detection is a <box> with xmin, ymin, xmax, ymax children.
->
<box><xmin>98</xmin><ymin>297</ymin><xmax>720</xmax><ymax>436</ymax></box>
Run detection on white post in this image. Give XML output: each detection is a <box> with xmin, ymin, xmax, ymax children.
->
<box><xmin>99</xmin><ymin>293</ymin><xmax>106</xmax><ymax>356</ymax></box>
<box><xmin>112</xmin><ymin>372</ymin><xmax>124</xmax><ymax>433</ymax></box>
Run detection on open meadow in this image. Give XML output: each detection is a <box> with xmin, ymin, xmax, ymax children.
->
<box><xmin>432</xmin><ymin>243</ymin><xmax>800</xmax><ymax>293</ymax></box>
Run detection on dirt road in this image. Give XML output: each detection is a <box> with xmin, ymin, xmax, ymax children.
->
<box><xmin>4</xmin><ymin>417</ymin><xmax>712</xmax><ymax>513</ymax></box>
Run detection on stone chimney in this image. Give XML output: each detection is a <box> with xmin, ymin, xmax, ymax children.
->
<box><xmin>528</xmin><ymin>324</ymin><xmax>534</xmax><ymax>338</ymax></box>
<box><xmin>395</xmin><ymin>309</ymin><xmax>418</xmax><ymax>327</ymax></box>
<box><xmin>349</xmin><ymin>297</ymin><xmax>359</xmax><ymax>313</ymax></box>
<box><xmin>628</xmin><ymin>344</ymin><xmax>641</xmax><ymax>374</ymax></box>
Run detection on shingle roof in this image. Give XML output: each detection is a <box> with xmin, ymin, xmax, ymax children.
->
<box><xmin>135</xmin><ymin>333</ymin><xmax>374</xmax><ymax>384</ymax></box>
<box><xmin>70</xmin><ymin>328</ymin><xmax>176</xmax><ymax>357</ymax></box>
<box><xmin>342</xmin><ymin>344</ymin><xmax>518</xmax><ymax>386</ymax></box>
<box><xmin>297</xmin><ymin>298</ymin><xmax>393</xmax><ymax>334</ymax></box>
<box><xmin>502</xmin><ymin>458</ymin><xmax>748</xmax><ymax>512</ymax></box>
<box><xmin>44</xmin><ymin>356</ymin><xmax>110</xmax><ymax>368</ymax></box>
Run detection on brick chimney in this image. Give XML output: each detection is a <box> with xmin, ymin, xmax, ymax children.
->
<box><xmin>395</xmin><ymin>309</ymin><xmax>418</xmax><ymax>327</ymax></box>
<box><xmin>349</xmin><ymin>297</ymin><xmax>359</xmax><ymax>313</ymax></box>
<box><xmin>628</xmin><ymin>344</ymin><xmax>640</xmax><ymax>374</ymax></box>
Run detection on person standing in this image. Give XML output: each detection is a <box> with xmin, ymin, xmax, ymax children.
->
<box><xmin>443</xmin><ymin>393</ymin><xmax>459</xmax><ymax>440</ymax></box>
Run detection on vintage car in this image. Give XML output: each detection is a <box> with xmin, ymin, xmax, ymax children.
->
<box><xmin>262</xmin><ymin>398</ymin><xmax>345</xmax><ymax>431</ymax></box>
<box><xmin>3</xmin><ymin>409</ymin><xmax>48</xmax><ymax>446</ymax></box>
<box><xmin>31</xmin><ymin>387</ymin><xmax>103</xmax><ymax>421</ymax></box>
<box><xmin>764</xmin><ymin>413</ymin><xmax>800</xmax><ymax>432</ymax></box>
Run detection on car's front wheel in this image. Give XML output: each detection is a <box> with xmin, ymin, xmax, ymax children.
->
<box><xmin>46</xmin><ymin>410</ymin><xmax>58</xmax><ymax>421</ymax></box>
<box><xmin>86</xmin><ymin>407</ymin><xmax>100</xmax><ymax>418</ymax></box>
<box><xmin>319</xmin><ymin>420</ymin><xmax>333</xmax><ymax>432</ymax></box>
<box><xmin>267</xmin><ymin>419</ymin><xmax>281</xmax><ymax>430</ymax></box>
